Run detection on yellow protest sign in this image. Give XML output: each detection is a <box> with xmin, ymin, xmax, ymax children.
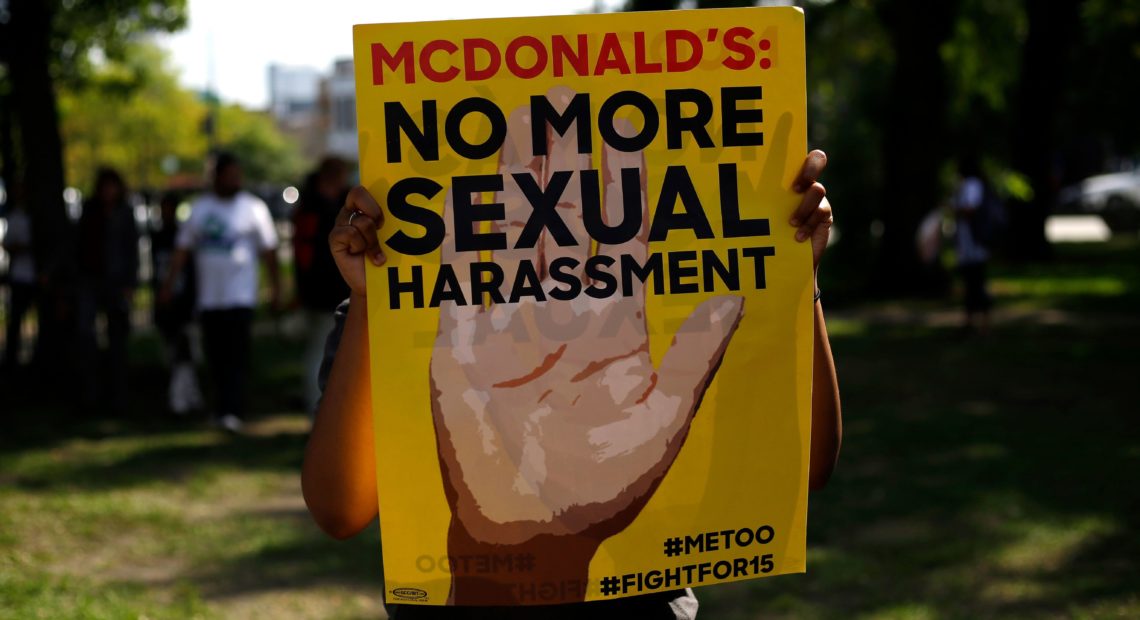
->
<box><xmin>352</xmin><ymin>6</ymin><xmax>813</xmax><ymax>606</ymax></box>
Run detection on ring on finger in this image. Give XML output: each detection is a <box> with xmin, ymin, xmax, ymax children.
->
<box><xmin>348</xmin><ymin>209</ymin><xmax>362</xmax><ymax>226</ymax></box>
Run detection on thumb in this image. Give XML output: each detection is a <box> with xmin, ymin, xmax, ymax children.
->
<box><xmin>586</xmin><ymin>295</ymin><xmax>744</xmax><ymax>514</ymax></box>
<box><xmin>656</xmin><ymin>295</ymin><xmax>745</xmax><ymax>412</ymax></box>
<box><xmin>590</xmin><ymin>296</ymin><xmax>744</xmax><ymax>464</ymax></box>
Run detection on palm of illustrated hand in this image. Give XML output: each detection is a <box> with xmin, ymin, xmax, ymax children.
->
<box><xmin>430</xmin><ymin>89</ymin><xmax>745</xmax><ymax>547</ymax></box>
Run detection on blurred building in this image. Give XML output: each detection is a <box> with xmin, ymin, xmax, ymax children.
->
<box><xmin>268</xmin><ymin>65</ymin><xmax>321</xmax><ymax>126</ymax></box>
<box><xmin>267</xmin><ymin>60</ymin><xmax>358</xmax><ymax>163</ymax></box>
<box><xmin>325</xmin><ymin>59</ymin><xmax>358</xmax><ymax>161</ymax></box>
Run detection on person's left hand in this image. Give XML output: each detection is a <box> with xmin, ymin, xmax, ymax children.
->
<box><xmin>788</xmin><ymin>150</ymin><xmax>833</xmax><ymax>275</ymax></box>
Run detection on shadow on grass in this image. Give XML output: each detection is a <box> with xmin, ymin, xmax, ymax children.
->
<box><xmin>6</xmin><ymin>428</ymin><xmax>308</xmax><ymax>492</ymax></box>
<box><xmin>700</xmin><ymin>315</ymin><xmax>1140</xmax><ymax>619</ymax></box>
<box><xmin>1</xmin><ymin>328</ymin><xmax>311</xmax><ymax>466</ymax></box>
<box><xmin>0</xmin><ymin>325</ymin><xmax>318</xmax><ymax>497</ymax></box>
<box><xmin>190</xmin><ymin>519</ymin><xmax>384</xmax><ymax>597</ymax></box>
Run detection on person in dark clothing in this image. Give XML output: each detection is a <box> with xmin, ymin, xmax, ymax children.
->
<box><xmin>2</xmin><ymin>181</ymin><xmax>37</xmax><ymax>369</ymax></box>
<box><xmin>75</xmin><ymin>167</ymin><xmax>139</xmax><ymax>411</ymax></box>
<box><xmin>954</xmin><ymin>158</ymin><xmax>995</xmax><ymax>334</ymax></box>
<box><xmin>294</xmin><ymin>157</ymin><xmax>351</xmax><ymax>312</ymax></box>
<box><xmin>151</xmin><ymin>192</ymin><xmax>201</xmax><ymax>414</ymax></box>
<box><xmin>292</xmin><ymin>156</ymin><xmax>351</xmax><ymax>409</ymax></box>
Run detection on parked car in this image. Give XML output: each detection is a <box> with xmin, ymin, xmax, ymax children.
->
<box><xmin>1059</xmin><ymin>170</ymin><xmax>1140</xmax><ymax>232</ymax></box>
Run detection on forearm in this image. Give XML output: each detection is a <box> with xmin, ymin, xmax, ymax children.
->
<box><xmin>262</xmin><ymin>250</ymin><xmax>281</xmax><ymax>296</ymax></box>
<box><xmin>302</xmin><ymin>294</ymin><xmax>379</xmax><ymax>538</ymax></box>
<box><xmin>808</xmin><ymin>297</ymin><xmax>842</xmax><ymax>490</ymax></box>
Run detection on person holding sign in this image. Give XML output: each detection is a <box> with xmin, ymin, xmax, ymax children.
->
<box><xmin>302</xmin><ymin>141</ymin><xmax>841</xmax><ymax>616</ymax></box>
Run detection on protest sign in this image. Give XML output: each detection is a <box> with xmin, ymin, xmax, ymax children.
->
<box><xmin>352</xmin><ymin>6</ymin><xmax>813</xmax><ymax>606</ymax></box>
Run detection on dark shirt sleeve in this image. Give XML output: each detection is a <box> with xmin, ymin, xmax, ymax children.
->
<box><xmin>316</xmin><ymin>299</ymin><xmax>351</xmax><ymax>398</ymax></box>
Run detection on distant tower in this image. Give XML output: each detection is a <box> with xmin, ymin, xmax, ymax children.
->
<box><xmin>267</xmin><ymin>63</ymin><xmax>322</xmax><ymax>158</ymax></box>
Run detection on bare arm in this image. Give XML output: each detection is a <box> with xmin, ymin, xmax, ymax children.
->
<box><xmin>301</xmin><ymin>187</ymin><xmax>386</xmax><ymax>539</ymax></box>
<box><xmin>809</xmin><ymin>296</ymin><xmax>842</xmax><ymax>490</ymax></box>
<box><xmin>302</xmin><ymin>294</ymin><xmax>379</xmax><ymax>539</ymax></box>
<box><xmin>261</xmin><ymin>248</ymin><xmax>281</xmax><ymax>309</ymax></box>
<box><xmin>791</xmin><ymin>150</ymin><xmax>843</xmax><ymax>491</ymax></box>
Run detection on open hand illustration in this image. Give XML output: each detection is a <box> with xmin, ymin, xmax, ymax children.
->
<box><xmin>429</xmin><ymin>88</ymin><xmax>745</xmax><ymax>603</ymax></box>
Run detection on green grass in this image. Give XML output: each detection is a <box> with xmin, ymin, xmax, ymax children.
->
<box><xmin>2</xmin><ymin>239</ymin><xmax>1139</xmax><ymax>619</ymax></box>
<box><xmin>699</xmin><ymin>239</ymin><xmax>1140</xmax><ymax>619</ymax></box>
<box><xmin>0</xmin><ymin>325</ymin><xmax>385</xmax><ymax>619</ymax></box>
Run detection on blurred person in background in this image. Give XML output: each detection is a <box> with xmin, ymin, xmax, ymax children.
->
<box><xmin>2</xmin><ymin>180</ymin><xmax>36</xmax><ymax>370</ymax></box>
<box><xmin>76</xmin><ymin>167</ymin><xmax>139</xmax><ymax>412</ymax></box>
<box><xmin>292</xmin><ymin>156</ymin><xmax>351</xmax><ymax>411</ymax></box>
<box><xmin>954</xmin><ymin>157</ymin><xmax>996</xmax><ymax>334</ymax></box>
<box><xmin>161</xmin><ymin>152</ymin><xmax>281</xmax><ymax>433</ymax></box>
<box><xmin>151</xmin><ymin>192</ymin><xmax>202</xmax><ymax>414</ymax></box>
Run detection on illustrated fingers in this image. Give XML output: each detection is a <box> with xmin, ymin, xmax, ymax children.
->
<box><xmin>791</xmin><ymin>182</ymin><xmax>826</xmax><ymax>238</ymax></box>
<box><xmin>588</xmin><ymin>296</ymin><xmax>744</xmax><ymax>463</ymax></box>
<box><xmin>492</xmin><ymin>105</ymin><xmax>543</xmax><ymax>301</ymax></box>
<box><xmin>435</xmin><ymin>188</ymin><xmax>484</xmax><ymax>354</ymax></box>
<box><xmin>541</xmin><ymin>86</ymin><xmax>591</xmax><ymax>281</ymax></box>
<box><xmin>598</xmin><ymin>119</ymin><xmax>649</xmax><ymax>266</ymax></box>
<box><xmin>657</xmin><ymin>296</ymin><xmax>745</xmax><ymax>405</ymax></box>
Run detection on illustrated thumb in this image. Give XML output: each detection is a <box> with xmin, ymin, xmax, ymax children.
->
<box><xmin>656</xmin><ymin>295</ymin><xmax>745</xmax><ymax>419</ymax></box>
<box><xmin>593</xmin><ymin>295</ymin><xmax>745</xmax><ymax>485</ymax></box>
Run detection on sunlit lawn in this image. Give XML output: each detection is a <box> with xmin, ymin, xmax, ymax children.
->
<box><xmin>2</xmin><ymin>239</ymin><xmax>1138</xmax><ymax>619</ymax></box>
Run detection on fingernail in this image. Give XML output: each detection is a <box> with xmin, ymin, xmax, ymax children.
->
<box><xmin>371</xmin><ymin>254</ymin><xmax>384</xmax><ymax>266</ymax></box>
<box><xmin>790</xmin><ymin>218</ymin><xmax>800</xmax><ymax>227</ymax></box>
<box><xmin>795</xmin><ymin>230</ymin><xmax>807</xmax><ymax>242</ymax></box>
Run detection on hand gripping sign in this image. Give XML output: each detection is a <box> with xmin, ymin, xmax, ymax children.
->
<box><xmin>353</xmin><ymin>7</ymin><xmax>813</xmax><ymax>606</ymax></box>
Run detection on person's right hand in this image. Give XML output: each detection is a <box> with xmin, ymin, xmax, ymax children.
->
<box><xmin>329</xmin><ymin>186</ymin><xmax>386</xmax><ymax>297</ymax></box>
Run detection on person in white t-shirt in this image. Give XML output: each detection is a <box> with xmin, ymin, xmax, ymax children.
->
<box><xmin>160</xmin><ymin>153</ymin><xmax>281</xmax><ymax>432</ymax></box>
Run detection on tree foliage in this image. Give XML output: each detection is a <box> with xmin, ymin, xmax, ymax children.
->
<box><xmin>56</xmin><ymin>40</ymin><xmax>306</xmax><ymax>193</ymax></box>
<box><xmin>58</xmin><ymin>41</ymin><xmax>203</xmax><ymax>192</ymax></box>
<box><xmin>215</xmin><ymin>103</ymin><xmax>307</xmax><ymax>187</ymax></box>
<box><xmin>49</xmin><ymin>0</ymin><xmax>187</xmax><ymax>87</ymax></box>
<box><xmin>628</xmin><ymin>0</ymin><xmax>1140</xmax><ymax>287</ymax></box>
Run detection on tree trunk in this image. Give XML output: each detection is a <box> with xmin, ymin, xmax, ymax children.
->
<box><xmin>873</xmin><ymin>0</ymin><xmax>958</xmax><ymax>295</ymax></box>
<box><xmin>0</xmin><ymin>82</ymin><xmax>17</xmax><ymax>191</ymax></box>
<box><xmin>1009</xmin><ymin>0</ymin><xmax>1082</xmax><ymax>259</ymax></box>
<box><xmin>9</xmin><ymin>0</ymin><xmax>76</xmax><ymax>374</ymax></box>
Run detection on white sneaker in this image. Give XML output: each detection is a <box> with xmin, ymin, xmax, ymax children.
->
<box><xmin>217</xmin><ymin>414</ymin><xmax>244</xmax><ymax>434</ymax></box>
<box><xmin>169</xmin><ymin>363</ymin><xmax>195</xmax><ymax>414</ymax></box>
